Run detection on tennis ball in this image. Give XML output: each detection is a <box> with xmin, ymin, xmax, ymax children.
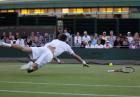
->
<box><xmin>109</xmin><ymin>63</ymin><xmax>113</xmax><ymax>67</ymax></box>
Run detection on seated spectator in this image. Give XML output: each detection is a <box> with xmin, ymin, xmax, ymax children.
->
<box><xmin>26</xmin><ymin>36</ymin><xmax>32</xmax><ymax>47</ymax></box>
<box><xmin>94</xmin><ymin>40</ymin><xmax>104</xmax><ymax>49</ymax></box>
<box><xmin>37</xmin><ymin>32</ymin><xmax>44</xmax><ymax>46</ymax></box>
<box><xmin>1</xmin><ymin>32</ymin><xmax>6</xmax><ymax>40</ymax></box>
<box><xmin>85</xmin><ymin>41</ymin><xmax>90</xmax><ymax>48</ymax></box>
<box><xmin>91</xmin><ymin>33</ymin><xmax>98</xmax><ymax>46</ymax></box>
<box><xmin>119</xmin><ymin>35</ymin><xmax>125</xmax><ymax>47</ymax></box>
<box><xmin>8</xmin><ymin>32</ymin><xmax>15</xmax><ymax>44</ymax></box>
<box><xmin>101</xmin><ymin>31</ymin><xmax>107</xmax><ymax>41</ymax></box>
<box><xmin>9</xmin><ymin>32</ymin><xmax>14</xmax><ymax>40</ymax></box>
<box><xmin>114</xmin><ymin>36</ymin><xmax>121</xmax><ymax>48</ymax></box>
<box><xmin>74</xmin><ymin>32</ymin><xmax>82</xmax><ymax>47</ymax></box>
<box><xmin>129</xmin><ymin>41</ymin><xmax>139</xmax><ymax>49</ymax></box>
<box><xmin>15</xmin><ymin>32</ymin><xmax>20</xmax><ymax>40</ymax></box>
<box><xmin>85</xmin><ymin>41</ymin><xmax>95</xmax><ymax>48</ymax></box>
<box><xmin>15</xmin><ymin>36</ymin><xmax>25</xmax><ymax>47</ymax></box>
<box><xmin>104</xmin><ymin>41</ymin><xmax>113</xmax><ymax>49</ymax></box>
<box><xmin>10</xmin><ymin>36</ymin><xmax>16</xmax><ymax>44</ymax></box>
<box><xmin>107</xmin><ymin>30</ymin><xmax>116</xmax><ymax>46</ymax></box>
<box><xmin>99</xmin><ymin>35</ymin><xmax>105</xmax><ymax>45</ymax></box>
<box><xmin>44</xmin><ymin>32</ymin><xmax>49</xmax><ymax>43</ymax></box>
<box><xmin>127</xmin><ymin>32</ymin><xmax>133</xmax><ymax>44</ymax></box>
<box><xmin>5</xmin><ymin>36</ymin><xmax>10</xmax><ymax>44</ymax></box>
<box><xmin>122</xmin><ymin>37</ymin><xmax>129</xmax><ymax>48</ymax></box>
<box><xmin>64</xmin><ymin>29</ymin><xmax>71</xmax><ymax>44</ymax></box>
<box><xmin>133</xmin><ymin>32</ymin><xmax>139</xmax><ymax>46</ymax></box>
<box><xmin>82</xmin><ymin>31</ymin><xmax>91</xmax><ymax>46</ymax></box>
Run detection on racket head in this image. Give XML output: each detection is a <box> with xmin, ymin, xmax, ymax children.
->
<box><xmin>121</xmin><ymin>66</ymin><xmax>135</xmax><ymax>73</ymax></box>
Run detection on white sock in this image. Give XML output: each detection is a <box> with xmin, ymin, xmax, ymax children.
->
<box><xmin>28</xmin><ymin>61</ymin><xmax>34</xmax><ymax>70</ymax></box>
<box><xmin>2</xmin><ymin>42</ymin><xmax>12</xmax><ymax>47</ymax></box>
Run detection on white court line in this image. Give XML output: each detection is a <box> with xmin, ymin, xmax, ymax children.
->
<box><xmin>0</xmin><ymin>80</ymin><xmax>140</xmax><ymax>88</ymax></box>
<box><xmin>0</xmin><ymin>89</ymin><xmax>140</xmax><ymax>97</ymax></box>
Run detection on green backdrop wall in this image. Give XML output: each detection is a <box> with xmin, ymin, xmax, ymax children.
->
<box><xmin>0</xmin><ymin>48</ymin><xmax>140</xmax><ymax>60</ymax></box>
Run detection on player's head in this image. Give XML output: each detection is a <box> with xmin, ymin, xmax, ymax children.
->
<box><xmin>58</xmin><ymin>34</ymin><xmax>67</xmax><ymax>42</ymax></box>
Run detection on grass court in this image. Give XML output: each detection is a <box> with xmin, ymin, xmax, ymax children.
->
<box><xmin>0</xmin><ymin>62</ymin><xmax>140</xmax><ymax>97</ymax></box>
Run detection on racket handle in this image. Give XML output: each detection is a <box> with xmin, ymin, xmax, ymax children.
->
<box><xmin>108</xmin><ymin>69</ymin><xmax>115</xmax><ymax>72</ymax></box>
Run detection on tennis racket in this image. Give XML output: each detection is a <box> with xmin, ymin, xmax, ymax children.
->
<box><xmin>108</xmin><ymin>66</ymin><xmax>135</xmax><ymax>73</ymax></box>
<box><xmin>120</xmin><ymin>66</ymin><xmax>135</xmax><ymax>73</ymax></box>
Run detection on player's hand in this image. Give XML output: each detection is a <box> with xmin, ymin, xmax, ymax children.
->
<box><xmin>83</xmin><ymin>64</ymin><xmax>89</xmax><ymax>67</ymax></box>
<box><xmin>82</xmin><ymin>60</ymin><xmax>89</xmax><ymax>67</ymax></box>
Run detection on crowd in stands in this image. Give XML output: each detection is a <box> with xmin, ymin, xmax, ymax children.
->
<box><xmin>74</xmin><ymin>30</ymin><xmax>140</xmax><ymax>49</ymax></box>
<box><xmin>0</xmin><ymin>32</ymin><xmax>50</xmax><ymax>47</ymax></box>
<box><xmin>0</xmin><ymin>29</ymin><xmax>140</xmax><ymax>49</ymax></box>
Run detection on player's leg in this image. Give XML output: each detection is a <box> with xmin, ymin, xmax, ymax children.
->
<box><xmin>27</xmin><ymin>53</ymin><xmax>53</xmax><ymax>73</ymax></box>
<box><xmin>24</xmin><ymin>49</ymin><xmax>53</xmax><ymax>73</ymax></box>
<box><xmin>0</xmin><ymin>42</ymin><xmax>32</xmax><ymax>53</ymax></box>
<box><xmin>21</xmin><ymin>47</ymin><xmax>44</xmax><ymax>71</ymax></box>
<box><xmin>11</xmin><ymin>44</ymin><xmax>32</xmax><ymax>53</ymax></box>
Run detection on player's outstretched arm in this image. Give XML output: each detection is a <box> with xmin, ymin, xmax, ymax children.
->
<box><xmin>72</xmin><ymin>53</ymin><xmax>89</xmax><ymax>67</ymax></box>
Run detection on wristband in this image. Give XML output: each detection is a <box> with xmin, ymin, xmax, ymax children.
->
<box><xmin>82</xmin><ymin>60</ymin><xmax>86</xmax><ymax>64</ymax></box>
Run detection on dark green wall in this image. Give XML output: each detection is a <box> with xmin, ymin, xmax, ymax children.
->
<box><xmin>63</xmin><ymin>18</ymin><xmax>140</xmax><ymax>35</ymax></box>
<box><xmin>0</xmin><ymin>48</ymin><xmax>140</xmax><ymax>60</ymax></box>
<box><xmin>60</xmin><ymin>48</ymin><xmax>140</xmax><ymax>60</ymax></box>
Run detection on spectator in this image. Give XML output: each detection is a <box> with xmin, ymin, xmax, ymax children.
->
<box><xmin>1</xmin><ymin>32</ymin><xmax>6</xmax><ymax>40</ymax></box>
<box><xmin>85</xmin><ymin>41</ymin><xmax>90</xmax><ymax>48</ymax></box>
<box><xmin>129</xmin><ymin>41</ymin><xmax>139</xmax><ymax>49</ymax></box>
<box><xmin>94</xmin><ymin>40</ymin><xmax>104</xmax><ymax>49</ymax></box>
<box><xmin>15</xmin><ymin>32</ymin><xmax>19</xmax><ymax>40</ymax></box>
<box><xmin>119</xmin><ymin>35</ymin><xmax>125</xmax><ymax>47</ymax></box>
<box><xmin>5</xmin><ymin>36</ymin><xmax>10</xmax><ymax>43</ymax></box>
<box><xmin>34</xmin><ymin>34</ymin><xmax>39</xmax><ymax>47</ymax></box>
<box><xmin>101</xmin><ymin>31</ymin><xmax>107</xmax><ymax>41</ymax></box>
<box><xmin>99</xmin><ymin>35</ymin><xmax>105</xmax><ymax>45</ymax></box>
<box><xmin>56</xmin><ymin>28</ymin><xmax>62</xmax><ymax>38</ymax></box>
<box><xmin>127</xmin><ymin>32</ymin><xmax>133</xmax><ymax>44</ymax></box>
<box><xmin>107</xmin><ymin>30</ymin><xmax>116</xmax><ymax>46</ymax></box>
<box><xmin>37</xmin><ymin>32</ymin><xmax>44</xmax><ymax>46</ymax></box>
<box><xmin>26</xmin><ymin>36</ymin><xmax>32</xmax><ymax>47</ymax></box>
<box><xmin>10</xmin><ymin>37</ymin><xmax>15</xmax><ymax>44</ymax></box>
<box><xmin>114</xmin><ymin>36</ymin><xmax>121</xmax><ymax>48</ymax></box>
<box><xmin>44</xmin><ymin>32</ymin><xmax>49</xmax><ymax>43</ymax></box>
<box><xmin>104</xmin><ymin>41</ymin><xmax>113</xmax><ymax>48</ymax></box>
<box><xmin>82</xmin><ymin>31</ymin><xmax>91</xmax><ymax>46</ymax></box>
<box><xmin>85</xmin><ymin>41</ymin><xmax>95</xmax><ymax>48</ymax></box>
<box><xmin>9</xmin><ymin>32</ymin><xmax>14</xmax><ymax>40</ymax></box>
<box><xmin>64</xmin><ymin>29</ymin><xmax>71</xmax><ymax>43</ymax></box>
<box><xmin>21</xmin><ymin>32</ymin><xmax>28</xmax><ymax>39</ymax></box>
<box><xmin>122</xmin><ymin>37</ymin><xmax>129</xmax><ymax>48</ymax></box>
<box><xmin>133</xmin><ymin>32</ymin><xmax>139</xmax><ymax>46</ymax></box>
<box><xmin>74</xmin><ymin>32</ymin><xmax>82</xmax><ymax>47</ymax></box>
<box><xmin>15</xmin><ymin>36</ymin><xmax>25</xmax><ymax>47</ymax></box>
<box><xmin>91</xmin><ymin>33</ymin><xmax>98</xmax><ymax>46</ymax></box>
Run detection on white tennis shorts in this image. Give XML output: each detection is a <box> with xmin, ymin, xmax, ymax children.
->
<box><xmin>29</xmin><ymin>47</ymin><xmax>53</xmax><ymax>68</ymax></box>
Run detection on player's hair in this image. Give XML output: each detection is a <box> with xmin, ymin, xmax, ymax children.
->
<box><xmin>58</xmin><ymin>34</ymin><xmax>67</xmax><ymax>41</ymax></box>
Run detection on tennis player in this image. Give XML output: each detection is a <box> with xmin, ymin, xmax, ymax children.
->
<box><xmin>0</xmin><ymin>34</ymin><xmax>88</xmax><ymax>73</ymax></box>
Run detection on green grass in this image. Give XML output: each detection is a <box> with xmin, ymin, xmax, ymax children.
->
<box><xmin>0</xmin><ymin>62</ymin><xmax>140</xmax><ymax>97</ymax></box>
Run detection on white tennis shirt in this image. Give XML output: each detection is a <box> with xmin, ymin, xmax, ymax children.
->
<box><xmin>44</xmin><ymin>39</ymin><xmax>75</xmax><ymax>57</ymax></box>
